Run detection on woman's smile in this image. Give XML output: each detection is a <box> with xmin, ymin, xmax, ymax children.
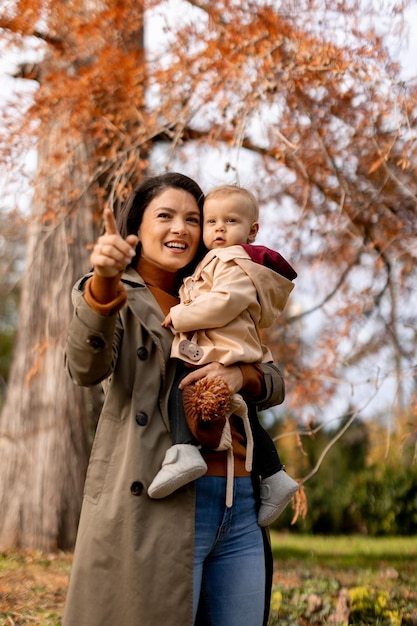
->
<box><xmin>138</xmin><ymin>188</ymin><xmax>201</xmax><ymax>271</ymax></box>
<box><xmin>165</xmin><ymin>240</ymin><xmax>188</xmax><ymax>251</ymax></box>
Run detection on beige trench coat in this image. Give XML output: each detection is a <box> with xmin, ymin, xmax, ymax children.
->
<box><xmin>62</xmin><ymin>268</ymin><xmax>285</xmax><ymax>626</ymax></box>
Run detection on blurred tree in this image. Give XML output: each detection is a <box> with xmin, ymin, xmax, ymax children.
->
<box><xmin>0</xmin><ymin>210</ymin><xmax>24</xmax><ymax>405</ymax></box>
<box><xmin>0</xmin><ymin>0</ymin><xmax>147</xmax><ymax>550</ymax></box>
<box><xmin>294</xmin><ymin>411</ymin><xmax>370</xmax><ymax>533</ymax></box>
<box><xmin>0</xmin><ymin>0</ymin><xmax>415</xmax><ymax>549</ymax></box>
<box><xmin>351</xmin><ymin>460</ymin><xmax>417</xmax><ymax>535</ymax></box>
<box><xmin>271</xmin><ymin>410</ymin><xmax>417</xmax><ymax>534</ymax></box>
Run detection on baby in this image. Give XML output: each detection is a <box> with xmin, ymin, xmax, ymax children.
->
<box><xmin>148</xmin><ymin>185</ymin><xmax>299</xmax><ymax>526</ymax></box>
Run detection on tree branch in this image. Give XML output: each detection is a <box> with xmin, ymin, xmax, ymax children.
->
<box><xmin>13</xmin><ymin>62</ymin><xmax>41</xmax><ymax>82</ymax></box>
<box><xmin>287</xmin><ymin>250</ymin><xmax>362</xmax><ymax>323</ymax></box>
<box><xmin>0</xmin><ymin>18</ymin><xmax>63</xmax><ymax>48</ymax></box>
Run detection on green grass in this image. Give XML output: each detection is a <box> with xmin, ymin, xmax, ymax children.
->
<box><xmin>271</xmin><ymin>532</ymin><xmax>417</xmax><ymax>567</ymax></box>
<box><xmin>1</xmin><ymin>538</ymin><xmax>416</xmax><ymax>625</ymax></box>
<box><xmin>268</xmin><ymin>533</ymin><xmax>417</xmax><ymax>625</ymax></box>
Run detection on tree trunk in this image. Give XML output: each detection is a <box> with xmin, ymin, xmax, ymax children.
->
<box><xmin>0</xmin><ymin>0</ymin><xmax>146</xmax><ymax>552</ymax></box>
<box><xmin>0</xmin><ymin>124</ymin><xmax>99</xmax><ymax>551</ymax></box>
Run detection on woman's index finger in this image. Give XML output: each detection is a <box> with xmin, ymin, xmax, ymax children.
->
<box><xmin>103</xmin><ymin>208</ymin><xmax>118</xmax><ymax>235</ymax></box>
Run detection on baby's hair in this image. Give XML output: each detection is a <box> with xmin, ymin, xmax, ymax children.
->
<box><xmin>204</xmin><ymin>184</ymin><xmax>259</xmax><ymax>222</ymax></box>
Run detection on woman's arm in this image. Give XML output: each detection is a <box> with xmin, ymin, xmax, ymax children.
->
<box><xmin>179</xmin><ymin>362</ymin><xmax>243</xmax><ymax>393</ymax></box>
<box><xmin>64</xmin><ymin>283</ymin><xmax>122</xmax><ymax>387</ymax></box>
<box><xmin>65</xmin><ymin>209</ymin><xmax>137</xmax><ymax>386</ymax></box>
<box><xmin>179</xmin><ymin>361</ymin><xmax>285</xmax><ymax>411</ymax></box>
<box><xmin>90</xmin><ymin>208</ymin><xmax>137</xmax><ymax>278</ymax></box>
<box><xmin>256</xmin><ymin>361</ymin><xmax>285</xmax><ymax>410</ymax></box>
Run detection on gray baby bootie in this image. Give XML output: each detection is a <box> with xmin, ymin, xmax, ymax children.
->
<box><xmin>258</xmin><ymin>468</ymin><xmax>299</xmax><ymax>527</ymax></box>
<box><xmin>148</xmin><ymin>444</ymin><xmax>207</xmax><ymax>499</ymax></box>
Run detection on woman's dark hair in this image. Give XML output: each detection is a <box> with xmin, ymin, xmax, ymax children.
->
<box><xmin>117</xmin><ymin>172</ymin><xmax>207</xmax><ymax>284</ymax></box>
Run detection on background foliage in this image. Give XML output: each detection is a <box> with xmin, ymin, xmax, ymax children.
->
<box><xmin>269</xmin><ymin>411</ymin><xmax>417</xmax><ymax>535</ymax></box>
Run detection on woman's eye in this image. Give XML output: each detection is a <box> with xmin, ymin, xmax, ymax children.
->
<box><xmin>187</xmin><ymin>217</ymin><xmax>200</xmax><ymax>224</ymax></box>
<box><xmin>158</xmin><ymin>212</ymin><xmax>171</xmax><ymax>219</ymax></box>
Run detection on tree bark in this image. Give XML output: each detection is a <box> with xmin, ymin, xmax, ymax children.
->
<box><xmin>0</xmin><ymin>0</ymin><xmax>146</xmax><ymax>552</ymax></box>
<box><xmin>0</xmin><ymin>124</ymin><xmax>99</xmax><ymax>551</ymax></box>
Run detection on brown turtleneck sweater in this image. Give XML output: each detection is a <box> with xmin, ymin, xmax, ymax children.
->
<box><xmin>84</xmin><ymin>259</ymin><xmax>266</xmax><ymax>478</ymax></box>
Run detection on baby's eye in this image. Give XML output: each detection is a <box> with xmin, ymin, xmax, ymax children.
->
<box><xmin>226</xmin><ymin>218</ymin><xmax>236</xmax><ymax>223</ymax></box>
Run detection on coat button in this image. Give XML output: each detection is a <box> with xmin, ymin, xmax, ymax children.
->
<box><xmin>130</xmin><ymin>481</ymin><xmax>144</xmax><ymax>496</ymax></box>
<box><xmin>178</xmin><ymin>339</ymin><xmax>203</xmax><ymax>361</ymax></box>
<box><xmin>137</xmin><ymin>347</ymin><xmax>149</xmax><ymax>360</ymax></box>
<box><xmin>86</xmin><ymin>335</ymin><xmax>105</xmax><ymax>350</ymax></box>
<box><xmin>135</xmin><ymin>412</ymin><xmax>148</xmax><ymax>426</ymax></box>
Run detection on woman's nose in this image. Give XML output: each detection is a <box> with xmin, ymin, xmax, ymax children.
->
<box><xmin>171</xmin><ymin>218</ymin><xmax>187</xmax><ymax>234</ymax></box>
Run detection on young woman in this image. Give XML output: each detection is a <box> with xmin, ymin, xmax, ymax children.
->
<box><xmin>63</xmin><ymin>172</ymin><xmax>286</xmax><ymax>626</ymax></box>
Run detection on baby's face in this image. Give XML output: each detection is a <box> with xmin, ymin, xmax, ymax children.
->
<box><xmin>203</xmin><ymin>194</ymin><xmax>259</xmax><ymax>249</ymax></box>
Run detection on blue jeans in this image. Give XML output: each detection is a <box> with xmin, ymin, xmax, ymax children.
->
<box><xmin>193</xmin><ymin>476</ymin><xmax>266</xmax><ymax>626</ymax></box>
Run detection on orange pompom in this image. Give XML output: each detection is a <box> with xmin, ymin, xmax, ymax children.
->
<box><xmin>183</xmin><ymin>376</ymin><xmax>231</xmax><ymax>450</ymax></box>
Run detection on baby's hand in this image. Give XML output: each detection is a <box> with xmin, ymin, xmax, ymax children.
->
<box><xmin>161</xmin><ymin>313</ymin><xmax>172</xmax><ymax>328</ymax></box>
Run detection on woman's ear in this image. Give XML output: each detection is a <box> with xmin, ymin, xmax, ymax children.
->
<box><xmin>247</xmin><ymin>221</ymin><xmax>259</xmax><ymax>243</ymax></box>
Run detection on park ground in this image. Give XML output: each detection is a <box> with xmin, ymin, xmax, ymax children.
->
<box><xmin>0</xmin><ymin>533</ymin><xmax>416</xmax><ymax>625</ymax></box>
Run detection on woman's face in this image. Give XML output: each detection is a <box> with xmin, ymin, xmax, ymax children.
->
<box><xmin>137</xmin><ymin>188</ymin><xmax>202</xmax><ymax>272</ymax></box>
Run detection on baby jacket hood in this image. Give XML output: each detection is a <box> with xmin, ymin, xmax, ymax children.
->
<box><xmin>196</xmin><ymin>245</ymin><xmax>296</xmax><ymax>328</ymax></box>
